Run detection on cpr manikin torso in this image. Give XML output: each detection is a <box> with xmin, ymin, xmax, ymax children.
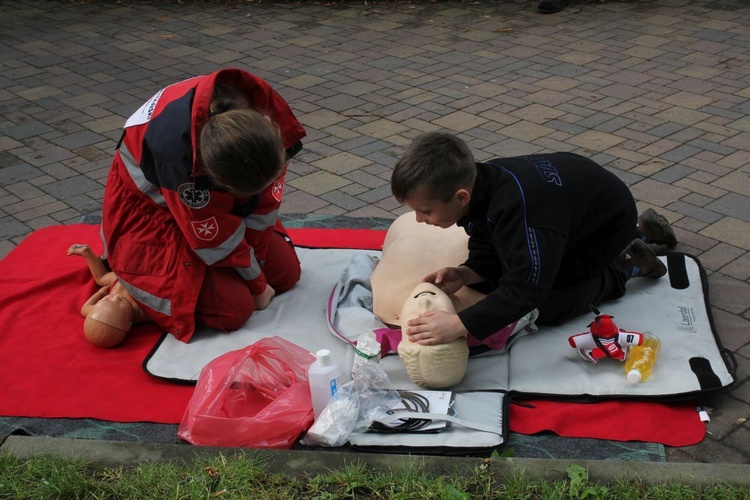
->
<box><xmin>370</xmin><ymin>211</ymin><xmax>484</xmax><ymax>327</ymax></box>
<box><xmin>397</xmin><ymin>282</ymin><xmax>469</xmax><ymax>389</ymax></box>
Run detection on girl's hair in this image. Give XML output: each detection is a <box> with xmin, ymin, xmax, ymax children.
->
<box><xmin>391</xmin><ymin>132</ymin><xmax>476</xmax><ymax>203</ymax></box>
<box><xmin>199</xmin><ymin>85</ymin><xmax>284</xmax><ymax>197</ymax></box>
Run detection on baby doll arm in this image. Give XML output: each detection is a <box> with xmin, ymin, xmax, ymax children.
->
<box><xmin>67</xmin><ymin>244</ymin><xmax>115</xmax><ymax>286</ymax></box>
<box><xmin>80</xmin><ymin>286</ymin><xmax>109</xmax><ymax>318</ymax></box>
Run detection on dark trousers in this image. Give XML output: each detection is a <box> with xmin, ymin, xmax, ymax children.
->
<box><xmin>536</xmin><ymin>203</ymin><xmax>638</xmax><ymax>326</ymax></box>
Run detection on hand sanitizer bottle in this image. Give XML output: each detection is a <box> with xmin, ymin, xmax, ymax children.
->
<box><xmin>308</xmin><ymin>349</ymin><xmax>341</xmax><ymax>418</ymax></box>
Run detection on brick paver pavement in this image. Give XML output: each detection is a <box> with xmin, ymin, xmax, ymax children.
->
<box><xmin>1</xmin><ymin>0</ymin><xmax>748</xmax><ymax>464</ymax></box>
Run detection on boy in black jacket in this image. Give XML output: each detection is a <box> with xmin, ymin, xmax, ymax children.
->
<box><xmin>391</xmin><ymin>132</ymin><xmax>676</xmax><ymax>350</ymax></box>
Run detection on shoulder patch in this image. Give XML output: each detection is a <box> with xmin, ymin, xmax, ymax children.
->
<box><xmin>191</xmin><ymin>217</ymin><xmax>219</xmax><ymax>241</ymax></box>
<box><xmin>178</xmin><ymin>183</ymin><xmax>210</xmax><ymax>209</ymax></box>
<box><xmin>271</xmin><ymin>175</ymin><xmax>285</xmax><ymax>203</ymax></box>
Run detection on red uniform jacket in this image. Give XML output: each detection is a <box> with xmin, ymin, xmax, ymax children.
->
<box><xmin>101</xmin><ymin>68</ymin><xmax>306</xmax><ymax>341</ymax></box>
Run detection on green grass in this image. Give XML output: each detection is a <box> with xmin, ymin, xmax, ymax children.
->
<box><xmin>2</xmin><ymin>452</ymin><xmax>749</xmax><ymax>499</ymax></box>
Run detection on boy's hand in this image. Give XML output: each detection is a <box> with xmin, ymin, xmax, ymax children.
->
<box><xmin>254</xmin><ymin>284</ymin><xmax>276</xmax><ymax>310</ymax></box>
<box><xmin>404</xmin><ymin>310</ymin><xmax>469</xmax><ymax>345</ymax></box>
<box><xmin>424</xmin><ymin>266</ymin><xmax>484</xmax><ymax>295</ymax></box>
<box><xmin>423</xmin><ymin>267</ymin><xmax>465</xmax><ymax>295</ymax></box>
<box><xmin>67</xmin><ymin>244</ymin><xmax>93</xmax><ymax>257</ymax></box>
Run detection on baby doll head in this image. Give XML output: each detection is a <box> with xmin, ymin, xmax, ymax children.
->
<box><xmin>397</xmin><ymin>282</ymin><xmax>469</xmax><ymax>389</ymax></box>
<box><xmin>84</xmin><ymin>294</ymin><xmax>133</xmax><ymax>348</ymax></box>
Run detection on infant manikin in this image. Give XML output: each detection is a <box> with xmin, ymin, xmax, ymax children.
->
<box><xmin>68</xmin><ymin>243</ymin><xmax>146</xmax><ymax>348</ymax></box>
<box><xmin>370</xmin><ymin>211</ymin><xmax>484</xmax><ymax>327</ymax></box>
<box><xmin>84</xmin><ymin>294</ymin><xmax>134</xmax><ymax>348</ymax></box>
<box><xmin>397</xmin><ymin>282</ymin><xmax>469</xmax><ymax>389</ymax></box>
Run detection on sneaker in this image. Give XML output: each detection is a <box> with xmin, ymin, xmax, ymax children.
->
<box><xmin>623</xmin><ymin>239</ymin><xmax>667</xmax><ymax>278</ymax></box>
<box><xmin>637</xmin><ymin>208</ymin><xmax>677</xmax><ymax>248</ymax></box>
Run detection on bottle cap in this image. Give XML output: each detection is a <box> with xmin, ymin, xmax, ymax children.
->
<box><xmin>627</xmin><ymin>369</ymin><xmax>642</xmax><ymax>384</ymax></box>
<box><xmin>316</xmin><ymin>349</ymin><xmax>331</xmax><ymax>366</ymax></box>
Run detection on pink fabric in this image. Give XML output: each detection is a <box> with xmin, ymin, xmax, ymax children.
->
<box><xmin>373</xmin><ymin>327</ymin><xmax>402</xmax><ymax>354</ymax></box>
<box><xmin>467</xmin><ymin>320</ymin><xmax>518</xmax><ymax>351</ymax></box>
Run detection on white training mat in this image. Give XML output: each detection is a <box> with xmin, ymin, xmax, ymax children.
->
<box><xmin>506</xmin><ymin>253</ymin><xmax>736</xmax><ymax>398</ymax></box>
<box><xmin>145</xmin><ymin>249</ymin><xmax>735</xmax><ymax>399</ymax></box>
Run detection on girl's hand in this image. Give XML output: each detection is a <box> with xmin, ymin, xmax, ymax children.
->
<box><xmin>254</xmin><ymin>284</ymin><xmax>276</xmax><ymax>310</ymax></box>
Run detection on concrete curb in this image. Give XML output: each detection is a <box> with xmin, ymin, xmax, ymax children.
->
<box><xmin>3</xmin><ymin>435</ymin><xmax>750</xmax><ymax>487</ymax></box>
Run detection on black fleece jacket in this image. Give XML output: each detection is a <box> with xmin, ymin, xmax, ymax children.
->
<box><xmin>456</xmin><ymin>152</ymin><xmax>636</xmax><ymax>339</ymax></box>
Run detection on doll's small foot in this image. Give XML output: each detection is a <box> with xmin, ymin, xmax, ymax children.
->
<box><xmin>67</xmin><ymin>243</ymin><xmax>92</xmax><ymax>256</ymax></box>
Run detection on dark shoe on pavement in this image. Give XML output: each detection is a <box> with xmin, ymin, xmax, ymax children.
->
<box><xmin>623</xmin><ymin>239</ymin><xmax>667</xmax><ymax>278</ymax></box>
<box><xmin>538</xmin><ymin>0</ymin><xmax>569</xmax><ymax>13</ymax></box>
<box><xmin>637</xmin><ymin>208</ymin><xmax>677</xmax><ymax>248</ymax></box>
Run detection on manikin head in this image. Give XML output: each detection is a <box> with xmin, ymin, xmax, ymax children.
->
<box><xmin>397</xmin><ymin>282</ymin><xmax>470</xmax><ymax>389</ymax></box>
<box><xmin>84</xmin><ymin>294</ymin><xmax>133</xmax><ymax>348</ymax></box>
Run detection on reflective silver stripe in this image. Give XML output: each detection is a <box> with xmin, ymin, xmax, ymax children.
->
<box><xmin>244</xmin><ymin>210</ymin><xmax>278</xmax><ymax>231</ymax></box>
<box><xmin>233</xmin><ymin>247</ymin><xmax>261</xmax><ymax>281</ymax></box>
<box><xmin>119</xmin><ymin>142</ymin><xmax>166</xmax><ymax>207</ymax></box>
<box><xmin>100</xmin><ymin>224</ymin><xmax>108</xmax><ymax>258</ymax></box>
<box><xmin>193</xmin><ymin>223</ymin><xmax>245</xmax><ymax>266</ymax></box>
<box><xmin>118</xmin><ymin>278</ymin><xmax>172</xmax><ymax>317</ymax></box>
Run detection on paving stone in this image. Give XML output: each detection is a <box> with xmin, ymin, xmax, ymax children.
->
<box><xmin>652</xmin><ymin>164</ymin><xmax>696</xmax><ymax>184</ymax></box>
<box><xmin>668</xmin><ymin>200</ymin><xmax>724</xmax><ymax>225</ymax></box>
<box><xmin>0</xmin><ymin>216</ymin><xmax>31</xmax><ymax>240</ymax></box>
<box><xmin>699</xmin><ymin>243</ymin><xmax>748</xmax><ymax>273</ymax></box>
<box><xmin>0</xmin><ymin>164</ymin><xmax>43</xmax><ymax>185</ymax></box>
<box><xmin>720</xmin><ymin>251</ymin><xmax>750</xmax><ymax>282</ymax></box>
<box><xmin>320</xmin><ymin>190</ymin><xmax>368</xmax><ymax>211</ymax></box>
<box><xmin>700</xmin><ymin>217</ymin><xmax>750</xmax><ymax>249</ymax></box>
<box><xmin>709</xmin><ymin>274</ymin><xmax>750</xmax><ymax>318</ymax></box>
<box><xmin>671</xmin><ymin>433</ymin><xmax>750</xmax><ymax>464</ymax></box>
<box><xmin>705</xmin><ymin>193</ymin><xmax>750</xmax><ymax>223</ymax></box>
<box><xmin>661</xmin><ymin>144</ymin><xmax>704</xmax><ymax>163</ymax></box>
<box><xmin>38</xmin><ymin>176</ymin><xmax>103</xmax><ymax>199</ymax></box>
<box><xmin>3</xmin><ymin>121</ymin><xmax>56</xmax><ymax>140</ymax></box>
<box><xmin>700</xmin><ymin>392</ymin><xmax>750</xmax><ymax>441</ymax></box>
<box><xmin>711</xmin><ymin>171</ymin><xmax>750</xmax><ymax>199</ymax></box>
<box><xmin>287</xmin><ymin>170</ymin><xmax>351</xmax><ymax>196</ymax></box>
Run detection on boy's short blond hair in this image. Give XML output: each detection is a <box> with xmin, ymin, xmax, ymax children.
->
<box><xmin>391</xmin><ymin>132</ymin><xmax>476</xmax><ymax>203</ymax></box>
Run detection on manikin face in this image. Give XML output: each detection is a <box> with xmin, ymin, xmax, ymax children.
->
<box><xmin>400</xmin><ymin>282</ymin><xmax>456</xmax><ymax>323</ymax></box>
<box><xmin>404</xmin><ymin>185</ymin><xmax>469</xmax><ymax>229</ymax></box>
<box><xmin>397</xmin><ymin>282</ymin><xmax>469</xmax><ymax>389</ymax></box>
<box><xmin>90</xmin><ymin>294</ymin><xmax>134</xmax><ymax>331</ymax></box>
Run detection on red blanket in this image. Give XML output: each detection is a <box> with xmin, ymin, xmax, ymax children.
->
<box><xmin>510</xmin><ymin>399</ymin><xmax>705</xmax><ymax>447</ymax></box>
<box><xmin>0</xmin><ymin>224</ymin><xmax>704</xmax><ymax>446</ymax></box>
<box><xmin>0</xmin><ymin>224</ymin><xmax>385</xmax><ymax>424</ymax></box>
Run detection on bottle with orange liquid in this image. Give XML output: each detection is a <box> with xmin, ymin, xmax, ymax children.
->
<box><xmin>625</xmin><ymin>333</ymin><xmax>661</xmax><ymax>383</ymax></box>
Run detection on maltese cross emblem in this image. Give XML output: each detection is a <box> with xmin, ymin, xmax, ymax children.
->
<box><xmin>191</xmin><ymin>217</ymin><xmax>218</xmax><ymax>241</ymax></box>
<box><xmin>271</xmin><ymin>176</ymin><xmax>285</xmax><ymax>202</ymax></box>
